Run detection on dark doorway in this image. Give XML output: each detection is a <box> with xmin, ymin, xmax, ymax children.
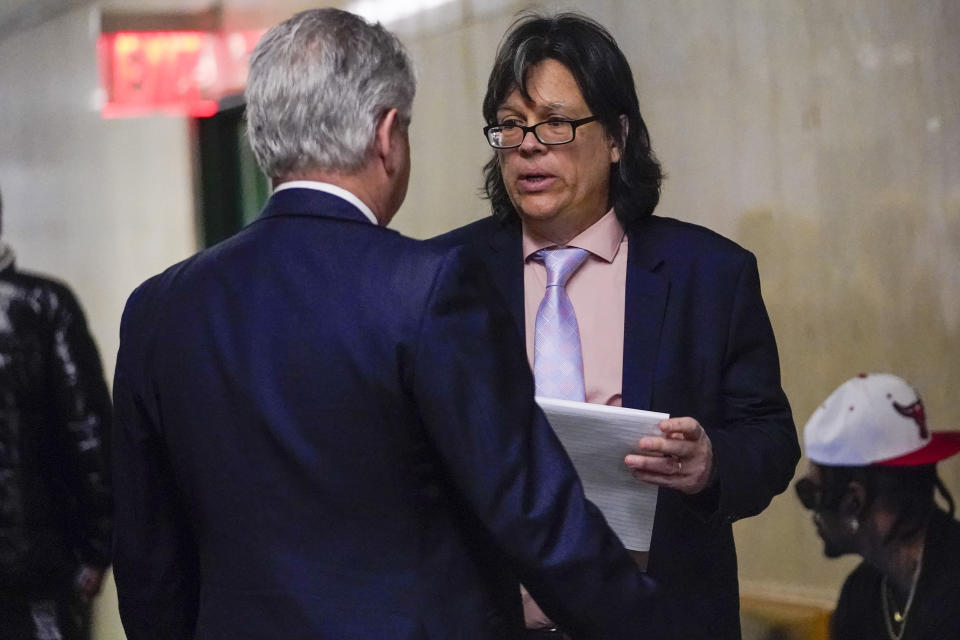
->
<box><xmin>197</xmin><ymin>100</ymin><xmax>269</xmax><ymax>247</ymax></box>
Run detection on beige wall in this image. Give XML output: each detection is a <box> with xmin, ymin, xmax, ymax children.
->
<box><xmin>0</xmin><ymin>0</ymin><xmax>957</xmax><ymax>637</ymax></box>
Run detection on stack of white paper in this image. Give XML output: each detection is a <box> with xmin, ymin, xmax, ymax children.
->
<box><xmin>535</xmin><ymin>397</ymin><xmax>668</xmax><ymax>552</ymax></box>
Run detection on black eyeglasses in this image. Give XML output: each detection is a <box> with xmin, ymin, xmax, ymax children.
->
<box><xmin>483</xmin><ymin>116</ymin><xmax>598</xmax><ymax>149</ymax></box>
<box><xmin>794</xmin><ymin>478</ymin><xmax>824</xmax><ymax>511</ymax></box>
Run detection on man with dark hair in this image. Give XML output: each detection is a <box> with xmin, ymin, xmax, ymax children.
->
<box><xmin>434</xmin><ymin>11</ymin><xmax>799</xmax><ymax>639</ymax></box>
<box><xmin>112</xmin><ymin>8</ymin><xmax>662</xmax><ymax>639</ymax></box>
<box><xmin>0</xmin><ymin>185</ymin><xmax>113</xmax><ymax>640</ymax></box>
<box><xmin>796</xmin><ymin>373</ymin><xmax>960</xmax><ymax>639</ymax></box>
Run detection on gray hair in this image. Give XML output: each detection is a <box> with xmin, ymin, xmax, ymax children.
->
<box><xmin>245</xmin><ymin>8</ymin><xmax>415</xmax><ymax>178</ymax></box>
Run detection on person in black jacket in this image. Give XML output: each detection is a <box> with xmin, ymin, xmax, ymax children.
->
<box><xmin>0</xmin><ymin>185</ymin><xmax>113</xmax><ymax>640</ymax></box>
<box><xmin>796</xmin><ymin>373</ymin><xmax>960</xmax><ymax>639</ymax></box>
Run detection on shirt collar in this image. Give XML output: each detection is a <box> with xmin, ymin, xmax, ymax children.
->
<box><xmin>521</xmin><ymin>208</ymin><xmax>625</xmax><ymax>262</ymax></box>
<box><xmin>273</xmin><ymin>181</ymin><xmax>378</xmax><ymax>225</ymax></box>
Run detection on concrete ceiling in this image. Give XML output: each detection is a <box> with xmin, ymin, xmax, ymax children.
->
<box><xmin>0</xmin><ymin>0</ymin><xmax>88</xmax><ymax>40</ymax></box>
<box><xmin>0</xmin><ymin>0</ymin><xmax>221</xmax><ymax>41</ymax></box>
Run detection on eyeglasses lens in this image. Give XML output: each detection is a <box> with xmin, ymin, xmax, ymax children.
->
<box><xmin>536</xmin><ymin>121</ymin><xmax>574</xmax><ymax>143</ymax></box>
<box><xmin>487</xmin><ymin>121</ymin><xmax>575</xmax><ymax>148</ymax></box>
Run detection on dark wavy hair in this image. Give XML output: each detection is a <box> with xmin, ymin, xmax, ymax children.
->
<box><xmin>482</xmin><ymin>12</ymin><xmax>663</xmax><ymax>228</ymax></box>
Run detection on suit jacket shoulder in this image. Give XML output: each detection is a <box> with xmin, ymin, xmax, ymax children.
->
<box><xmin>631</xmin><ymin>215</ymin><xmax>755</xmax><ymax>269</ymax></box>
<box><xmin>122</xmin><ymin>208</ymin><xmax>450</xmax><ymax>352</ymax></box>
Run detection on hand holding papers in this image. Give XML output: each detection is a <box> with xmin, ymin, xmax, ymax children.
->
<box><xmin>625</xmin><ymin>416</ymin><xmax>717</xmax><ymax>495</ymax></box>
<box><xmin>535</xmin><ymin>397</ymin><xmax>668</xmax><ymax>552</ymax></box>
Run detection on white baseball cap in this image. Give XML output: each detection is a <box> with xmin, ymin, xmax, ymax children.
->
<box><xmin>804</xmin><ymin>373</ymin><xmax>960</xmax><ymax>466</ymax></box>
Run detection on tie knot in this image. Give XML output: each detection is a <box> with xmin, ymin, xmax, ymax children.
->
<box><xmin>535</xmin><ymin>247</ymin><xmax>590</xmax><ymax>287</ymax></box>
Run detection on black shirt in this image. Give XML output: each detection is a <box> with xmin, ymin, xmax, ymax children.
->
<box><xmin>831</xmin><ymin>508</ymin><xmax>960</xmax><ymax>639</ymax></box>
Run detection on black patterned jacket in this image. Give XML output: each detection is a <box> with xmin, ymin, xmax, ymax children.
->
<box><xmin>0</xmin><ymin>262</ymin><xmax>112</xmax><ymax>594</ymax></box>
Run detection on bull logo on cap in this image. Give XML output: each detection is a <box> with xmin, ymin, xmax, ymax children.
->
<box><xmin>893</xmin><ymin>399</ymin><xmax>928</xmax><ymax>439</ymax></box>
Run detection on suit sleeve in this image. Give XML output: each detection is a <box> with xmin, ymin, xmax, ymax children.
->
<box><xmin>112</xmin><ymin>285</ymin><xmax>200</xmax><ymax>640</ymax></box>
<box><xmin>701</xmin><ymin>254</ymin><xmax>800</xmax><ymax>523</ymax></box>
<box><xmin>47</xmin><ymin>285</ymin><xmax>113</xmax><ymax>567</ymax></box>
<box><xmin>410</xmin><ymin>247</ymin><xmax>663</xmax><ymax>638</ymax></box>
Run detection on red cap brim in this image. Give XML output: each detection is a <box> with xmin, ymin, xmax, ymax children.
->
<box><xmin>877</xmin><ymin>432</ymin><xmax>960</xmax><ymax>466</ymax></box>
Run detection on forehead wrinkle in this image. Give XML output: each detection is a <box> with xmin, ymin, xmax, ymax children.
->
<box><xmin>497</xmin><ymin>92</ymin><xmax>571</xmax><ymax>115</ymax></box>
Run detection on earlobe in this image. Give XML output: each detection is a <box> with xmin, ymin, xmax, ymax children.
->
<box><xmin>609</xmin><ymin>140</ymin><xmax>621</xmax><ymax>164</ymax></box>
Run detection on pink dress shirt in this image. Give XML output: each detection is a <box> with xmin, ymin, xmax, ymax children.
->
<box><xmin>522</xmin><ymin>209</ymin><xmax>628</xmax><ymax>407</ymax></box>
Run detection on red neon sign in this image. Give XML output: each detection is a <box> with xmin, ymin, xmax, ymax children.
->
<box><xmin>98</xmin><ymin>30</ymin><xmax>264</xmax><ymax>118</ymax></box>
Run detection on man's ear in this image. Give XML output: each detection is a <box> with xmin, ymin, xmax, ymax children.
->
<box><xmin>375</xmin><ymin>108</ymin><xmax>403</xmax><ymax>173</ymax></box>
<box><xmin>839</xmin><ymin>481</ymin><xmax>866</xmax><ymax>518</ymax></box>
<box><xmin>609</xmin><ymin>114</ymin><xmax>628</xmax><ymax>164</ymax></box>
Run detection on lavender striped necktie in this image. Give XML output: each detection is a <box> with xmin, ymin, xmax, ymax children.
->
<box><xmin>533</xmin><ymin>247</ymin><xmax>590</xmax><ymax>401</ymax></box>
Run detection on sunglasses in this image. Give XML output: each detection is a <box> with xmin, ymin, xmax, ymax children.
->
<box><xmin>794</xmin><ymin>478</ymin><xmax>824</xmax><ymax>511</ymax></box>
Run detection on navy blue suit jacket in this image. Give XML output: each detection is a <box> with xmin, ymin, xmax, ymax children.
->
<box><xmin>112</xmin><ymin>189</ymin><xmax>663</xmax><ymax>640</ymax></box>
<box><xmin>432</xmin><ymin>214</ymin><xmax>800</xmax><ymax>639</ymax></box>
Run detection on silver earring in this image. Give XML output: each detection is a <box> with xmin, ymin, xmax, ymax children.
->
<box><xmin>847</xmin><ymin>517</ymin><xmax>859</xmax><ymax>534</ymax></box>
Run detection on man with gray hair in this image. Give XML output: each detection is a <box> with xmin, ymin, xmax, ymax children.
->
<box><xmin>112</xmin><ymin>9</ymin><xmax>661</xmax><ymax>639</ymax></box>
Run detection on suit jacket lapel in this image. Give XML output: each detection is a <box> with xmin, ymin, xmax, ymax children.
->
<box><xmin>478</xmin><ymin>217</ymin><xmax>668</xmax><ymax>399</ymax></box>
<box><xmin>482</xmin><ymin>222</ymin><xmax>526</xmax><ymax>337</ymax></box>
<box><xmin>622</xmin><ymin>221</ymin><xmax>669</xmax><ymax>411</ymax></box>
